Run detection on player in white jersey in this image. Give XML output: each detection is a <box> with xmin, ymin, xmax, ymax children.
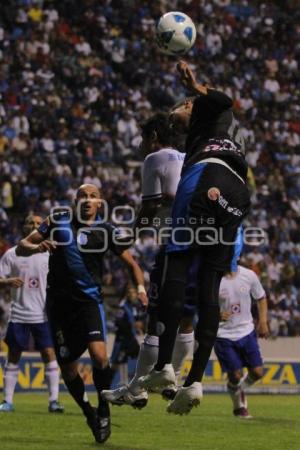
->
<box><xmin>102</xmin><ymin>113</ymin><xmax>195</xmax><ymax>407</ymax></box>
<box><xmin>214</xmin><ymin>265</ymin><xmax>269</xmax><ymax>419</ymax></box>
<box><xmin>0</xmin><ymin>215</ymin><xmax>64</xmax><ymax>413</ymax></box>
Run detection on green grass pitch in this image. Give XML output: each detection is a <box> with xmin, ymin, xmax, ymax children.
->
<box><xmin>0</xmin><ymin>393</ymin><xmax>300</xmax><ymax>450</ymax></box>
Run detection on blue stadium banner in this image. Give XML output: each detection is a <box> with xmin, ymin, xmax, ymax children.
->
<box><xmin>1</xmin><ymin>353</ymin><xmax>300</xmax><ymax>393</ymax></box>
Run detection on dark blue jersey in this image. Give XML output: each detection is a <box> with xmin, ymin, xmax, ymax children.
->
<box><xmin>38</xmin><ymin>211</ymin><xmax>126</xmax><ymax>303</ymax></box>
<box><xmin>184</xmin><ymin>89</ymin><xmax>248</xmax><ymax>181</ymax></box>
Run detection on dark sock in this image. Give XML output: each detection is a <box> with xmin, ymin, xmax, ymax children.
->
<box><xmin>92</xmin><ymin>366</ymin><xmax>112</xmax><ymax>417</ymax></box>
<box><xmin>64</xmin><ymin>374</ymin><xmax>93</xmax><ymax>417</ymax></box>
<box><xmin>184</xmin><ymin>269</ymin><xmax>223</xmax><ymax>387</ymax></box>
<box><xmin>184</xmin><ymin>304</ymin><xmax>220</xmax><ymax>386</ymax></box>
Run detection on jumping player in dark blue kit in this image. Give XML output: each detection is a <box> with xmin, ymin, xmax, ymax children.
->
<box><xmin>139</xmin><ymin>61</ymin><xmax>251</xmax><ymax>415</ymax></box>
<box><xmin>16</xmin><ymin>184</ymin><xmax>147</xmax><ymax>443</ymax></box>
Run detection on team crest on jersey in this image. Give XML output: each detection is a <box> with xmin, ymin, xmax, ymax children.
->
<box><xmin>28</xmin><ymin>278</ymin><xmax>39</xmax><ymax>288</ymax></box>
<box><xmin>207</xmin><ymin>187</ymin><xmax>220</xmax><ymax>201</ymax></box>
<box><xmin>77</xmin><ymin>232</ymin><xmax>88</xmax><ymax>246</ymax></box>
<box><xmin>231</xmin><ymin>303</ymin><xmax>241</xmax><ymax>314</ymax></box>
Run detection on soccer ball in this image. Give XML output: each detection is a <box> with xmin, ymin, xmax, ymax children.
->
<box><xmin>156</xmin><ymin>12</ymin><xmax>196</xmax><ymax>56</ymax></box>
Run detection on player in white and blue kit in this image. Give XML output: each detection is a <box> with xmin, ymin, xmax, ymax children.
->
<box><xmin>0</xmin><ymin>215</ymin><xmax>64</xmax><ymax>413</ymax></box>
<box><xmin>214</xmin><ymin>265</ymin><xmax>269</xmax><ymax>418</ymax></box>
<box><xmin>102</xmin><ymin>113</ymin><xmax>195</xmax><ymax>407</ymax></box>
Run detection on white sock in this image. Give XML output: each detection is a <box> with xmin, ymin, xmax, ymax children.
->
<box><xmin>4</xmin><ymin>362</ymin><xmax>19</xmax><ymax>404</ymax></box>
<box><xmin>45</xmin><ymin>360</ymin><xmax>60</xmax><ymax>402</ymax></box>
<box><xmin>239</xmin><ymin>373</ymin><xmax>257</xmax><ymax>391</ymax></box>
<box><xmin>171</xmin><ymin>332</ymin><xmax>194</xmax><ymax>383</ymax></box>
<box><xmin>227</xmin><ymin>381</ymin><xmax>244</xmax><ymax>409</ymax></box>
<box><xmin>129</xmin><ymin>334</ymin><xmax>158</xmax><ymax>395</ymax></box>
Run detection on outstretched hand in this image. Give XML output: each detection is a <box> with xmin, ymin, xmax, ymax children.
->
<box><xmin>176</xmin><ymin>60</ymin><xmax>198</xmax><ymax>91</ymax></box>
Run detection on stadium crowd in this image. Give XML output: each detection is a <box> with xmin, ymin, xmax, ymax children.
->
<box><xmin>0</xmin><ymin>0</ymin><xmax>299</xmax><ymax>336</ymax></box>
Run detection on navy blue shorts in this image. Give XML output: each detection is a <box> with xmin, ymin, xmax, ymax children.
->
<box><xmin>166</xmin><ymin>162</ymin><xmax>250</xmax><ymax>272</ymax></box>
<box><xmin>46</xmin><ymin>297</ymin><xmax>107</xmax><ymax>364</ymax></box>
<box><xmin>5</xmin><ymin>322</ymin><xmax>54</xmax><ymax>352</ymax></box>
<box><xmin>214</xmin><ymin>330</ymin><xmax>263</xmax><ymax>373</ymax></box>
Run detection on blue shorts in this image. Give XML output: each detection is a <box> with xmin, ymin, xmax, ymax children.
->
<box><xmin>166</xmin><ymin>162</ymin><xmax>250</xmax><ymax>272</ymax></box>
<box><xmin>5</xmin><ymin>322</ymin><xmax>54</xmax><ymax>352</ymax></box>
<box><xmin>214</xmin><ymin>330</ymin><xmax>263</xmax><ymax>372</ymax></box>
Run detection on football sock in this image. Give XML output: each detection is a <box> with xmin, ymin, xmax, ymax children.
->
<box><xmin>227</xmin><ymin>381</ymin><xmax>244</xmax><ymax>409</ymax></box>
<box><xmin>4</xmin><ymin>362</ymin><xmax>19</xmax><ymax>404</ymax></box>
<box><xmin>92</xmin><ymin>366</ymin><xmax>111</xmax><ymax>417</ymax></box>
<box><xmin>184</xmin><ymin>270</ymin><xmax>223</xmax><ymax>387</ymax></box>
<box><xmin>184</xmin><ymin>304</ymin><xmax>220</xmax><ymax>386</ymax></box>
<box><xmin>63</xmin><ymin>374</ymin><xmax>93</xmax><ymax>416</ymax></box>
<box><xmin>45</xmin><ymin>360</ymin><xmax>60</xmax><ymax>402</ymax></box>
<box><xmin>171</xmin><ymin>332</ymin><xmax>194</xmax><ymax>382</ymax></box>
<box><xmin>129</xmin><ymin>335</ymin><xmax>158</xmax><ymax>395</ymax></box>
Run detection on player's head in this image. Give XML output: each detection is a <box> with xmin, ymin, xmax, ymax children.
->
<box><xmin>23</xmin><ymin>214</ymin><xmax>43</xmax><ymax>236</ymax></box>
<box><xmin>169</xmin><ymin>97</ymin><xmax>195</xmax><ymax>132</ymax></box>
<box><xmin>140</xmin><ymin>112</ymin><xmax>173</xmax><ymax>157</ymax></box>
<box><xmin>75</xmin><ymin>184</ymin><xmax>101</xmax><ymax>221</ymax></box>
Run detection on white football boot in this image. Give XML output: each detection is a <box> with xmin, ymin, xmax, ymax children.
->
<box><xmin>167</xmin><ymin>382</ymin><xmax>203</xmax><ymax>415</ymax></box>
<box><xmin>101</xmin><ymin>385</ymin><xmax>148</xmax><ymax>409</ymax></box>
<box><xmin>138</xmin><ymin>364</ymin><xmax>176</xmax><ymax>391</ymax></box>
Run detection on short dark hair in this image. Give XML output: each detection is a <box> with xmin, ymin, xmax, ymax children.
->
<box><xmin>140</xmin><ymin>113</ymin><xmax>173</xmax><ymax>146</ymax></box>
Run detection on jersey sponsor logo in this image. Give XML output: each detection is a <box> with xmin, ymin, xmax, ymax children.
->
<box><xmin>28</xmin><ymin>278</ymin><xmax>39</xmax><ymax>288</ymax></box>
<box><xmin>218</xmin><ymin>194</ymin><xmax>243</xmax><ymax>217</ymax></box>
<box><xmin>230</xmin><ymin>303</ymin><xmax>241</xmax><ymax>314</ymax></box>
<box><xmin>88</xmin><ymin>330</ymin><xmax>101</xmax><ymax>335</ymax></box>
<box><xmin>204</xmin><ymin>138</ymin><xmax>242</xmax><ymax>155</ymax></box>
<box><xmin>168</xmin><ymin>153</ymin><xmax>185</xmax><ymax>161</ymax></box>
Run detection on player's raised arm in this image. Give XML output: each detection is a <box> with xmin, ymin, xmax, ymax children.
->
<box><xmin>119</xmin><ymin>250</ymin><xmax>148</xmax><ymax>307</ymax></box>
<box><xmin>16</xmin><ymin>217</ymin><xmax>56</xmax><ymax>256</ymax></box>
<box><xmin>177</xmin><ymin>60</ymin><xmax>233</xmax><ymax>109</ymax></box>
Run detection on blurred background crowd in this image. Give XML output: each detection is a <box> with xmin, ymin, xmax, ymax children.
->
<box><xmin>0</xmin><ymin>0</ymin><xmax>299</xmax><ymax>336</ymax></box>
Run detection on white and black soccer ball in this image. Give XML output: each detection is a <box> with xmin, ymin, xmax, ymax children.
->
<box><xmin>156</xmin><ymin>11</ymin><xmax>196</xmax><ymax>56</ymax></box>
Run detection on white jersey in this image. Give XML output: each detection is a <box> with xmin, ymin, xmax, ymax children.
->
<box><xmin>217</xmin><ymin>265</ymin><xmax>266</xmax><ymax>341</ymax></box>
<box><xmin>142</xmin><ymin>148</ymin><xmax>185</xmax><ymax>229</ymax></box>
<box><xmin>142</xmin><ymin>148</ymin><xmax>185</xmax><ymax>203</ymax></box>
<box><xmin>0</xmin><ymin>247</ymin><xmax>49</xmax><ymax>323</ymax></box>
